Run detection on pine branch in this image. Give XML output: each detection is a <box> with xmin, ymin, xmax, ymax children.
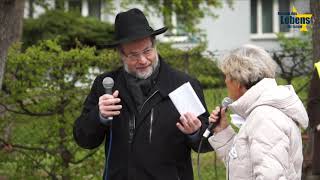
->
<box><xmin>0</xmin><ymin>137</ymin><xmax>56</xmax><ymax>155</ymax></box>
<box><xmin>0</xmin><ymin>102</ymin><xmax>56</xmax><ymax>116</ymax></box>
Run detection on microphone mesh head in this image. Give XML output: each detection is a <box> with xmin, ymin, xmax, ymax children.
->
<box><xmin>221</xmin><ymin>97</ymin><xmax>233</xmax><ymax>108</ymax></box>
<box><xmin>102</xmin><ymin>77</ymin><xmax>114</xmax><ymax>89</ymax></box>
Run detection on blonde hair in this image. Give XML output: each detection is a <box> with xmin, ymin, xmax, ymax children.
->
<box><xmin>219</xmin><ymin>44</ymin><xmax>277</xmax><ymax>89</ymax></box>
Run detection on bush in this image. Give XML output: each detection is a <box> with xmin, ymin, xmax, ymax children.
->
<box><xmin>23</xmin><ymin>10</ymin><xmax>114</xmax><ymax>50</ymax></box>
<box><xmin>0</xmin><ymin>40</ymin><xmax>119</xmax><ymax>179</ymax></box>
<box><xmin>158</xmin><ymin>43</ymin><xmax>224</xmax><ymax>88</ymax></box>
<box><xmin>272</xmin><ymin>32</ymin><xmax>312</xmax><ymax>84</ymax></box>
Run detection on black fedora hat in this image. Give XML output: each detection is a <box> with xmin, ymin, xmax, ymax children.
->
<box><xmin>104</xmin><ymin>8</ymin><xmax>167</xmax><ymax>48</ymax></box>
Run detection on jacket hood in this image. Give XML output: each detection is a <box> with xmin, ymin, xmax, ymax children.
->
<box><xmin>229</xmin><ymin>78</ymin><xmax>309</xmax><ymax>129</ymax></box>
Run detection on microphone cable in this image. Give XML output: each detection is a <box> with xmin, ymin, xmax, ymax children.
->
<box><xmin>197</xmin><ymin>137</ymin><xmax>205</xmax><ymax>180</ymax></box>
<box><xmin>197</xmin><ymin>102</ymin><xmax>227</xmax><ymax>180</ymax></box>
<box><xmin>104</xmin><ymin>125</ymin><xmax>113</xmax><ymax>180</ymax></box>
<box><xmin>102</xmin><ymin>77</ymin><xmax>115</xmax><ymax>180</ymax></box>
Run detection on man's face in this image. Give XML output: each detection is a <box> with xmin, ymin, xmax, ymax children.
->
<box><xmin>120</xmin><ymin>37</ymin><xmax>158</xmax><ymax>79</ymax></box>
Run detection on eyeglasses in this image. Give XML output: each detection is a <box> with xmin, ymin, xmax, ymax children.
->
<box><xmin>122</xmin><ymin>46</ymin><xmax>155</xmax><ymax>62</ymax></box>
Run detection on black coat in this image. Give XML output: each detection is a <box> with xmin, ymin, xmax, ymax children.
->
<box><xmin>73</xmin><ymin>59</ymin><xmax>213</xmax><ymax>180</ymax></box>
<box><xmin>307</xmin><ymin>69</ymin><xmax>320</xmax><ymax>174</ymax></box>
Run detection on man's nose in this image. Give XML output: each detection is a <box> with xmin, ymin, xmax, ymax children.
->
<box><xmin>137</xmin><ymin>54</ymin><xmax>148</xmax><ymax>64</ymax></box>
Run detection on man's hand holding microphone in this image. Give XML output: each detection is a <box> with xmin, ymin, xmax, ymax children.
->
<box><xmin>99</xmin><ymin>77</ymin><xmax>122</xmax><ymax>125</ymax></box>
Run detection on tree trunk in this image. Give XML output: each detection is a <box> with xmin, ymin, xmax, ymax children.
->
<box><xmin>0</xmin><ymin>0</ymin><xmax>25</xmax><ymax>90</ymax></box>
<box><xmin>311</xmin><ymin>1</ymin><xmax>320</xmax><ymax>64</ymax></box>
<box><xmin>59</xmin><ymin>111</ymin><xmax>72</xmax><ymax>180</ymax></box>
<box><xmin>306</xmin><ymin>0</ymin><xmax>320</xmax><ymax>178</ymax></box>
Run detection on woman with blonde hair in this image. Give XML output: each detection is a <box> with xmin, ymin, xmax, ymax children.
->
<box><xmin>208</xmin><ymin>44</ymin><xmax>308</xmax><ymax>179</ymax></box>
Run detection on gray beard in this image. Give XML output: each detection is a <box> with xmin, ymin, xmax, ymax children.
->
<box><xmin>123</xmin><ymin>55</ymin><xmax>159</xmax><ymax>79</ymax></box>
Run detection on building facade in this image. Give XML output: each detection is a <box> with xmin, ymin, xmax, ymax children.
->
<box><xmin>24</xmin><ymin>0</ymin><xmax>310</xmax><ymax>53</ymax></box>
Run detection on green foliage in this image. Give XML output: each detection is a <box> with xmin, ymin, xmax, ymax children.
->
<box><xmin>0</xmin><ymin>40</ymin><xmax>120</xmax><ymax>179</ymax></box>
<box><xmin>121</xmin><ymin>0</ymin><xmax>230</xmax><ymax>36</ymax></box>
<box><xmin>277</xmin><ymin>32</ymin><xmax>311</xmax><ymax>52</ymax></box>
<box><xmin>273</xmin><ymin>32</ymin><xmax>313</xmax><ymax>84</ymax></box>
<box><xmin>158</xmin><ymin>43</ymin><xmax>224</xmax><ymax>88</ymax></box>
<box><xmin>23</xmin><ymin>10</ymin><xmax>114</xmax><ymax>50</ymax></box>
<box><xmin>277</xmin><ymin>76</ymin><xmax>310</xmax><ymax>105</ymax></box>
<box><xmin>203</xmin><ymin>88</ymin><xmax>228</xmax><ymax>111</ymax></box>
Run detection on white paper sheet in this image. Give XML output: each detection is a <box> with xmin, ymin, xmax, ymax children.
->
<box><xmin>168</xmin><ymin>82</ymin><xmax>205</xmax><ymax>117</ymax></box>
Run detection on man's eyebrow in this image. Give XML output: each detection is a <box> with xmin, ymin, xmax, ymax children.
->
<box><xmin>128</xmin><ymin>45</ymin><xmax>152</xmax><ymax>54</ymax></box>
<box><xmin>140</xmin><ymin>44</ymin><xmax>152</xmax><ymax>50</ymax></box>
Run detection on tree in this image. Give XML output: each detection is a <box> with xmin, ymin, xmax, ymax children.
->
<box><xmin>311</xmin><ymin>1</ymin><xmax>320</xmax><ymax>63</ymax></box>
<box><xmin>307</xmin><ymin>0</ymin><xmax>320</xmax><ymax>177</ymax></box>
<box><xmin>158</xmin><ymin>43</ymin><xmax>224</xmax><ymax>88</ymax></box>
<box><xmin>272</xmin><ymin>33</ymin><xmax>313</xmax><ymax>85</ymax></box>
<box><xmin>0</xmin><ymin>0</ymin><xmax>25</xmax><ymax>90</ymax></box>
<box><xmin>121</xmin><ymin>0</ymin><xmax>231</xmax><ymax>36</ymax></box>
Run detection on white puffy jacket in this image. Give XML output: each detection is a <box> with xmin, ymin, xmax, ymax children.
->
<box><xmin>208</xmin><ymin>78</ymin><xmax>308</xmax><ymax>180</ymax></box>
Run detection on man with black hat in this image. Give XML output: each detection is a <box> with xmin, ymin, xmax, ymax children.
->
<box><xmin>73</xmin><ymin>8</ymin><xmax>213</xmax><ymax>180</ymax></box>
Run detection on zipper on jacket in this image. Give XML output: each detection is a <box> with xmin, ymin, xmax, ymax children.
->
<box><xmin>227</xmin><ymin>136</ymin><xmax>236</xmax><ymax>180</ymax></box>
<box><xmin>149</xmin><ymin>108</ymin><xmax>154</xmax><ymax>143</ymax></box>
<box><xmin>128</xmin><ymin>115</ymin><xmax>135</xmax><ymax>144</ymax></box>
<box><xmin>139</xmin><ymin>90</ymin><xmax>159</xmax><ymax>113</ymax></box>
<box><xmin>227</xmin><ymin>157</ymin><xmax>230</xmax><ymax>180</ymax></box>
<box><xmin>137</xmin><ymin>90</ymin><xmax>158</xmax><ymax>144</ymax></box>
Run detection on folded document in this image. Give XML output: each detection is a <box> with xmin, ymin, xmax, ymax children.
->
<box><xmin>168</xmin><ymin>82</ymin><xmax>205</xmax><ymax>117</ymax></box>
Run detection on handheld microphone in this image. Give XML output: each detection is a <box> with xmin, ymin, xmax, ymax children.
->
<box><xmin>202</xmin><ymin>97</ymin><xmax>233</xmax><ymax>138</ymax></box>
<box><xmin>102</xmin><ymin>77</ymin><xmax>114</xmax><ymax>95</ymax></box>
<box><xmin>101</xmin><ymin>77</ymin><xmax>114</xmax><ymax>122</ymax></box>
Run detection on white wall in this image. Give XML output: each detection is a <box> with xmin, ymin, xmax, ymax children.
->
<box><xmin>200</xmin><ymin>0</ymin><xmax>251</xmax><ymax>53</ymax></box>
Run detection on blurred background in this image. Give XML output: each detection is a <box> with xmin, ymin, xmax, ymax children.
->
<box><xmin>0</xmin><ymin>0</ymin><xmax>319</xmax><ymax>179</ymax></box>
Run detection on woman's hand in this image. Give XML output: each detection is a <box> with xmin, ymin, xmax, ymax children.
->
<box><xmin>209</xmin><ymin>106</ymin><xmax>229</xmax><ymax>133</ymax></box>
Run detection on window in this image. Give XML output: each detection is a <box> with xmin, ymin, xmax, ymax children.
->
<box><xmin>161</xmin><ymin>12</ymin><xmax>194</xmax><ymax>44</ymax></box>
<box><xmin>251</xmin><ymin>0</ymin><xmax>290</xmax><ymax>36</ymax></box>
<box><xmin>175</xmin><ymin>14</ymin><xmax>187</xmax><ymax>36</ymax></box>
<box><xmin>60</xmin><ymin>0</ymin><xmax>103</xmax><ymax>19</ymax></box>
<box><xmin>69</xmin><ymin>0</ymin><xmax>82</xmax><ymax>13</ymax></box>
<box><xmin>55</xmin><ymin>0</ymin><xmax>65</xmax><ymax>10</ymax></box>
<box><xmin>88</xmin><ymin>0</ymin><xmax>101</xmax><ymax>19</ymax></box>
<box><xmin>164</xmin><ymin>12</ymin><xmax>187</xmax><ymax>36</ymax></box>
<box><xmin>251</xmin><ymin>0</ymin><xmax>257</xmax><ymax>33</ymax></box>
<box><xmin>262</xmin><ymin>0</ymin><xmax>273</xmax><ymax>33</ymax></box>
